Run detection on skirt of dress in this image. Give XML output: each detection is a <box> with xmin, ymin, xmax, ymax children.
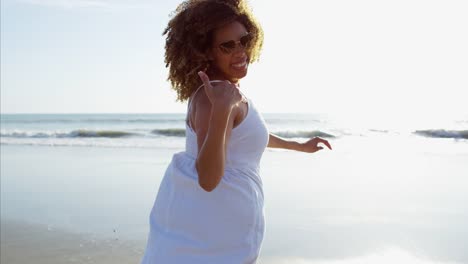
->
<box><xmin>140</xmin><ymin>152</ymin><xmax>265</xmax><ymax>264</ymax></box>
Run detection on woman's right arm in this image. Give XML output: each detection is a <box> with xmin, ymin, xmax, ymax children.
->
<box><xmin>193</xmin><ymin>72</ymin><xmax>242</xmax><ymax>192</ymax></box>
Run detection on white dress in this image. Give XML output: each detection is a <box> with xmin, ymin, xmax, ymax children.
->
<box><xmin>141</xmin><ymin>84</ymin><xmax>270</xmax><ymax>264</ymax></box>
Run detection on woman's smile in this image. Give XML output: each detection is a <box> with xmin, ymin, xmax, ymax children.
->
<box><xmin>231</xmin><ymin>59</ymin><xmax>248</xmax><ymax>71</ymax></box>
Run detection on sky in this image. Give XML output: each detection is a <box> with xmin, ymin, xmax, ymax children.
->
<box><xmin>1</xmin><ymin>0</ymin><xmax>467</xmax><ymax>118</ymax></box>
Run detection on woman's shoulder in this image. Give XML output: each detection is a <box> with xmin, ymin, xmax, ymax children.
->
<box><xmin>190</xmin><ymin>80</ymin><xmax>235</xmax><ymax>112</ymax></box>
<box><xmin>189</xmin><ymin>87</ymin><xmax>244</xmax><ymax>133</ymax></box>
<box><xmin>191</xmin><ymin>88</ymin><xmax>210</xmax><ymax>112</ymax></box>
<box><xmin>188</xmin><ymin>88</ymin><xmax>211</xmax><ymax>132</ymax></box>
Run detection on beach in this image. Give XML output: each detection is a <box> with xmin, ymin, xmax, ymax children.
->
<box><xmin>1</xmin><ymin>114</ymin><xmax>468</xmax><ymax>263</ymax></box>
<box><xmin>2</xmin><ymin>0</ymin><xmax>468</xmax><ymax>261</ymax></box>
<box><xmin>1</xmin><ymin>219</ymin><xmax>143</xmax><ymax>264</ymax></box>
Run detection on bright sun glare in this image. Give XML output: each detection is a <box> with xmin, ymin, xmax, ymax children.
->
<box><xmin>267</xmin><ymin>247</ymin><xmax>457</xmax><ymax>264</ymax></box>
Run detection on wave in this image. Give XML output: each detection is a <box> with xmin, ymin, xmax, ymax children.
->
<box><xmin>369</xmin><ymin>129</ymin><xmax>389</xmax><ymax>133</ymax></box>
<box><xmin>1</xmin><ymin>129</ymin><xmax>138</xmax><ymax>138</ymax></box>
<box><xmin>1</xmin><ymin>118</ymin><xmax>185</xmax><ymax>124</ymax></box>
<box><xmin>151</xmin><ymin>129</ymin><xmax>186</xmax><ymax>137</ymax></box>
<box><xmin>273</xmin><ymin>130</ymin><xmax>335</xmax><ymax>138</ymax></box>
<box><xmin>10</xmin><ymin>127</ymin><xmax>466</xmax><ymax>140</ymax></box>
<box><xmin>0</xmin><ymin>138</ymin><xmax>185</xmax><ymax>149</ymax></box>
<box><xmin>150</xmin><ymin>127</ymin><xmax>336</xmax><ymax>139</ymax></box>
<box><xmin>414</xmin><ymin>129</ymin><xmax>468</xmax><ymax>139</ymax></box>
<box><xmin>1</xmin><ymin>128</ymin><xmax>336</xmax><ymax>139</ymax></box>
<box><xmin>69</xmin><ymin>130</ymin><xmax>137</xmax><ymax>138</ymax></box>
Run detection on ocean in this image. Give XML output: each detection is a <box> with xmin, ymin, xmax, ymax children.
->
<box><xmin>2</xmin><ymin>113</ymin><xmax>467</xmax><ymax>147</ymax></box>
<box><xmin>1</xmin><ymin>113</ymin><xmax>468</xmax><ymax>263</ymax></box>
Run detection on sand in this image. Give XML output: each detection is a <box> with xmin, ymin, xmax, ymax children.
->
<box><xmin>1</xmin><ymin>219</ymin><xmax>145</xmax><ymax>264</ymax></box>
<box><xmin>2</xmin><ymin>142</ymin><xmax>468</xmax><ymax>264</ymax></box>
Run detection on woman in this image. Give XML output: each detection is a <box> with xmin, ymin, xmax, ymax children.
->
<box><xmin>141</xmin><ymin>0</ymin><xmax>332</xmax><ymax>263</ymax></box>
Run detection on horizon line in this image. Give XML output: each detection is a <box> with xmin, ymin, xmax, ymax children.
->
<box><xmin>0</xmin><ymin>111</ymin><xmax>331</xmax><ymax>115</ymax></box>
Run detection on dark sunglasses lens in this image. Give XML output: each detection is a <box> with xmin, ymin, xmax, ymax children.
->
<box><xmin>219</xmin><ymin>34</ymin><xmax>252</xmax><ymax>54</ymax></box>
<box><xmin>240</xmin><ymin>35</ymin><xmax>252</xmax><ymax>47</ymax></box>
<box><xmin>220</xmin><ymin>41</ymin><xmax>236</xmax><ymax>52</ymax></box>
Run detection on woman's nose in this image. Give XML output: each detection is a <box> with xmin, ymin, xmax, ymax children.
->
<box><xmin>232</xmin><ymin>49</ymin><xmax>247</xmax><ymax>58</ymax></box>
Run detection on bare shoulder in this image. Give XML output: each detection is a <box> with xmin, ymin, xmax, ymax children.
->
<box><xmin>191</xmin><ymin>88</ymin><xmax>240</xmax><ymax>132</ymax></box>
<box><xmin>191</xmin><ymin>89</ymin><xmax>211</xmax><ymax>133</ymax></box>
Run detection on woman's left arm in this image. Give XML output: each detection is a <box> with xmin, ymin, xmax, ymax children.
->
<box><xmin>267</xmin><ymin>133</ymin><xmax>332</xmax><ymax>153</ymax></box>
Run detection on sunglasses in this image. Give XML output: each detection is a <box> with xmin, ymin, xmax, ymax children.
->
<box><xmin>218</xmin><ymin>33</ymin><xmax>253</xmax><ymax>54</ymax></box>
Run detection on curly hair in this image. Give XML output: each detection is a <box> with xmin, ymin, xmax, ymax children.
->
<box><xmin>163</xmin><ymin>0</ymin><xmax>264</xmax><ymax>102</ymax></box>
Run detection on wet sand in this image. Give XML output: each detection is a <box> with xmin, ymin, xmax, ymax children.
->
<box><xmin>2</xmin><ymin>143</ymin><xmax>468</xmax><ymax>264</ymax></box>
<box><xmin>1</xmin><ymin>219</ymin><xmax>145</xmax><ymax>264</ymax></box>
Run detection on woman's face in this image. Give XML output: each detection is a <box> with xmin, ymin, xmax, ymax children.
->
<box><xmin>208</xmin><ymin>21</ymin><xmax>250</xmax><ymax>83</ymax></box>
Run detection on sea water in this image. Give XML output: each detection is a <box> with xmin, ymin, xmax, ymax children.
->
<box><xmin>1</xmin><ymin>113</ymin><xmax>467</xmax><ymax>263</ymax></box>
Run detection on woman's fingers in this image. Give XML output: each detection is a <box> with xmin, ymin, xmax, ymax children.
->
<box><xmin>198</xmin><ymin>71</ymin><xmax>215</xmax><ymax>102</ymax></box>
<box><xmin>197</xmin><ymin>71</ymin><xmax>211</xmax><ymax>87</ymax></box>
<box><xmin>316</xmin><ymin>138</ymin><xmax>332</xmax><ymax>150</ymax></box>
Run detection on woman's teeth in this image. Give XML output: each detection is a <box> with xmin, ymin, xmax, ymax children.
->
<box><xmin>232</xmin><ymin>61</ymin><xmax>247</xmax><ymax>69</ymax></box>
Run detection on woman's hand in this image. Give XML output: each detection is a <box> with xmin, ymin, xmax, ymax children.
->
<box><xmin>300</xmin><ymin>137</ymin><xmax>332</xmax><ymax>153</ymax></box>
<box><xmin>268</xmin><ymin>134</ymin><xmax>332</xmax><ymax>153</ymax></box>
<box><xmin>198</xmin><ymin>71</ymin><xmax>243</xmax><ymax>110</ymax></box>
